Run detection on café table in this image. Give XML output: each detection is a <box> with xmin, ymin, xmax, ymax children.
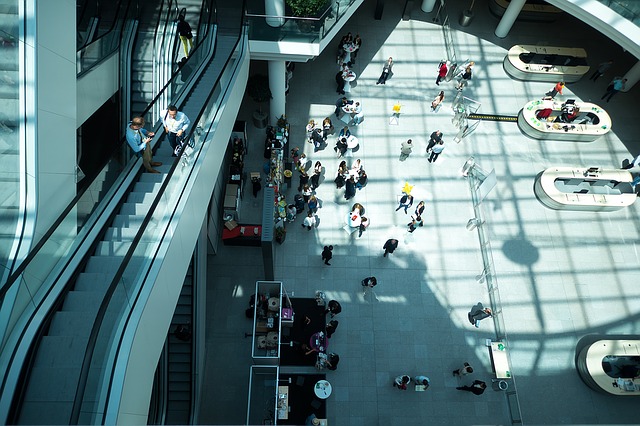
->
<box><xmin>310</xmin><ymin>331</ymin><xmax>327</xmax><ymax>352</ymax></box>
<box><xmin>343</xmin><ymin>71</ymin><xmax>357</xmax><ymax>93</ymax></box>
<box><xmin>343</xmin><ymin>43</ymin><xmax>357</xmax><ymax>64</ymax></box>
<box><xmin>314</xmin><ymin>380</ymin><xmax>332</xmax><ymax>399</ymax></box>
<box><xmin>344</xmin><ymin>135</ymin><xmax>358</xmax><ymax>156</ymax></box>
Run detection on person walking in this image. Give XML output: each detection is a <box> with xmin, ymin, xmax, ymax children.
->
<box><xmin>383</xmin><ymin>238</ymin><xmax>399</xmax><ymax>257</ymax></box>
<box><xmin>545</xmin><ymin>81</ymin><xmax>564</xmax><ymax>98</ymax></box>
<box><xmin>311</xmin><ymin>161</ymin><xmax>322</xmax><ymax>189</ymax></box>
<box><xmin>251</xmin><ymin>176</ymin><xmax>261</xmax><ymax>198</ymax></box>
<box><xmin>589</xmin><ymin>59</ymin><xmax>613</xmax><ymax>81</ymax></box>
<box><xmin>414</xmin><ymin>201</ymin><xmax>425</xmax><ymax>218</ymax></box>
<box><xmin>400</xmin><ymin>139</ymin><xmax>413</xmax><ymax>161</ymax></box>
<box><xmin>161</xmin><ymin>105</ymin><xmax>191</xmax><ymax>155</ymax></box>
<box><xmin>361</xmin><ymin>276</ymin><xmax>377</xmax><ymax>294</ymax></box>
<box><xmin>376</xmin><ymin>57</ymin><xmax>393</xmax><ymax>85</ymax></box>
<box><xmin>307</xmin><ymin>195</ymin><xmax>319</xmax><ymax>213</ymax></box>
<box><xmin>453</xmin><ymin>362</ymin><xmax>474</xmax><ymax>376</ymax></box>
<box><xmin>393</xmin><ymin>375</ymin><xmax>411</xmax><ymax>390</ymax></box>
<box><xmin>456</xmin><ymin>64</ymin><xmax>473</xmax><ymax>90</ymax></box>
<box><xmin>428</xmin><ymin>141</ymin><xmax>444</xmax><ymax>163</ymax></box>
<box><xmin>427</xmin><ymin>130</ymin><xmax>443</xmax><ymax>152</ymax></box>
<box><xmin>436</xmin><ymin>61</ymin><xmax>448</xmax><ymax>85</ymax></box>
<box><xmin>176</xmin><ymin>14</ymin><xmax>193</xmax><ymax>57</ymax></box>
<box><xmin>395</xmin><ymin>193</ymin><xmax>414</xmax><ymax>213</ymax></box>
<box><xmin>407</xmin><ymin>215</ymin><xmax>423</xmax><ymax>233</ymax></box>
<box><xmin>601</xmin><ymin>77</ymin><xmax>627</xmax><ymax>102</ymax></box>
<box><xmin>336</xmin><ymin>71</ymin><xmax>346</xmax><ymax>94</ymax></box>
<box><xmin>456</xmin><ymin>380</ymin><xmax>487</xmax><ymax>395</ymax></box>
<box><xmin>302</xmin><ymin>211</ymin><xmax>316</xmax><ymax>231</ymax></box>
<box><xmin>126</xmin><ymin>116</ymin><xmax>161</xmax><ymax>174</ymax></box>
<box><xmin>468</xmin><ymin>303</ymin><xmax>492</xmax><ymax>328</ymax></box>
<box><xmin>414</xmin><ymin>375</ymin><xmax>430</xmax><ymax>388</ymax></box>
<box><xmin>431</xmin><ymin>91</ymin><xmax>445</xmax><ymax>111</ymax></box>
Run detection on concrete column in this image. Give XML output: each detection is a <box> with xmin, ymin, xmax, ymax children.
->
<box><xmin>421</xmin><ymin>0</ymin><xmax>437</xmax><ymax>13</ymax></box>
<box><xmin>621</xmin><ymin>60</ymin><xmax>640</xmax><ymax>92</ymax></box>
<box><xmin>495</xmin><ymin>0</ymin><xmax>525</xmax><ymax>38</ymax></box>
<box><xmin>268</xmin><ymin>60</ymin><xmax>286</xmax><ymax>125</ymax></box>
<box><xmin>265</xmin><ymin>0</ymin><xmax>285</xmax><ymax>27</ymax></box>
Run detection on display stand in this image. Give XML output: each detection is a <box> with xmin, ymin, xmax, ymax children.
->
<box><xmin>251</xmin><ymin>281</ymin><xmax>294</xmax><ymax>364</ymax></box>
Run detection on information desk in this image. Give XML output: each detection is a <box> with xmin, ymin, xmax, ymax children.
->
<box><xmin>518</xmin><ymin>99</ymin><xmax>611</xmax><ymax>142</ymax></box>
<box><xmin>222</xmin><ymin>225</ymin><xmax>262</xmax><ymax>246</ymax></box>
<box><xmin>277</xmin><ymin>386</ymin><xmax>289</xmax><ymax>419</ymax></box>
<box><xmin>504</xmin><ymin>45</ymin><xmax>589</xmax><ymax>82</ymax></box>
<box><xmin>489</xmin><ymin>341</ymin><xmax>512</xmax><ymax>379</ymax></box>
<box><xmin>534</xmin><ymin>167</ymin><xmax>636</xmax><ymax>212</ymax></box>
<box><xmin>577</xmin><ymin>339</ymin><xmax>640</xmax><ymax>395</ymax></box>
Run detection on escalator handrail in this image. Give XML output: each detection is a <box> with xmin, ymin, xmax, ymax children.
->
<box><xmin>0</xmin><ymin>1</ymin><xmax>214</xmax><ymax>302</ymax></box>
<box><xmin>70</xmin><ymin>0</ymin><xmax>228</xmax><ymax>423</ymax></box>
<box><xmin>77</xmin><ymin>0</ymin><xmax>126</xmax><ymax>51</ymax></box>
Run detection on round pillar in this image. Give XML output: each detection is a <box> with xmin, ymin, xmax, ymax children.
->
<box><xmin>495</xmin><ymin>0</ymin><xmax>525</xmax><ymax>38</ymax></box>
<box><xmin>265</xmin><ymin>0</ymin><xmax>285</xmax><ymax>27</ymax></box>
<box><xmin>268</xmin><ymin>60</ymin><xmax>286</xmax><ymax>125</ymax></box>
<box><xmin>421</xmin><ymin>0</ymin><xmax>437</xmax><ymax>13</ymax></box>
<box><xmin>621</xmin><ymin>60</ymin><xmax>640</xmax><ymax>92</ymax></box>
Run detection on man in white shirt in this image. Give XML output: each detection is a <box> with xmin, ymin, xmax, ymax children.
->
<box><xmin>351</xmin><ymin>102</ymin><xmax>364</xmax><ymax>125</ymax></box>
<box><xmin>161</xmin><ymin>105</ymin><xmax>191</xmax><ymax>155</ymax></box>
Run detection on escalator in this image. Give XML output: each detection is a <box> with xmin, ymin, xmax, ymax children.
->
<box><xmin>0</xmin><ymin>0</ymin><xmax>250</xmax><ymax>424</ymax></box>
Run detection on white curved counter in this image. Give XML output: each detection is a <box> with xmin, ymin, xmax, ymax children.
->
<box><xmin>518</xmin><ymin>99</ymin><xmax>611</xmax><ymax>142</ymax></box>
<box><xmin>534</xmin><ymin>167</ymin><xmax>636</xmax><ymax>211</ymax></box>
<box><xmin>504</xmin><ymin>45</ymin><xmax>589</xmax><ymax>82</ymax></box>
<box><xmin>577</xmin><ymin>339</ymin><xmax>640</xmax><ymax>395</ymax></box>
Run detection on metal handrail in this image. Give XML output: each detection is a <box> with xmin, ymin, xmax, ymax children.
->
<box><xmin>71</xmin><ymin>1</ymin><xmax>232</xmax><ymax>422</ymax></box>
<box><xmin>245</xmin><ymin>5</ymin><xmax>333</xmax><ymax>21</ymax></box>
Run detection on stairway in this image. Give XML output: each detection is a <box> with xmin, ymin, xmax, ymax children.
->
<box><xmin>165</xmin><ymin>265</ymin><xmax>193</xmax><ymax>424</ymax></box>
<box><xmin>0</xmin><ymin>1</ymin><xmax>20</xmax><ymax>275</ymax></box>
<box><xmin>16</xmin><ymin>164</ymin><xmax>171</xmax><ymax>425</ymax></box>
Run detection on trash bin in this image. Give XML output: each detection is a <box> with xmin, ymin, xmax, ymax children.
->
<box><xmin>459</xmin><ymin>9</ymin><xmax>474</xmax><ymax>27</ymax></box>
<box><xmin>492</xmin><ymin>380</ymin><xmax>509</xmax><ymax>391</ymax></box>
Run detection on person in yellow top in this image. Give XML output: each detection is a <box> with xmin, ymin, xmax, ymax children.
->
<box><xmin>546</xmin><ymin>81</ymin><xmax>565</xmax><ymax>98</ymax></box>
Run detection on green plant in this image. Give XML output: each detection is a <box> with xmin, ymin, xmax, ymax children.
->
<box><xmin>286</xmin><ymin>0</ymin><xmax>329</xmax><ymax>17</ymax></box>
<box><xmin>246</xmin><ymin>74</ymin><xmax>272</xmax><ymax>110</ymax></box>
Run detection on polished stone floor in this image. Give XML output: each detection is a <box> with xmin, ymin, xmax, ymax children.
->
<box><xmin>199</xmin><ymin>0</ymin><xmax>640</xmax><ymax>424</ymax></box>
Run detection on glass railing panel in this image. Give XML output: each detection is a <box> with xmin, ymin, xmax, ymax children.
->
<box><xmin>0</xmin><ymin>1</ymin><xmax>23</xmax><ymax>280</ymax></box>
<box><xmin>77</xmin><ymin>0</ymin><xmax>130</xmax><ymax>75</ymax></box>
<box><xmin>245</xmin><ymin>0</ymin><xmax>357</xmax><ymax>43</ymax></box>
<box><xmin>79</xmin><ymin>27</ymin><xmax>246</xmax><ymax>423</ymax></box>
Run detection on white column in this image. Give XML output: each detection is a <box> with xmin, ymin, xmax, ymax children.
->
<box><xmin>268</xmin><ymin>60</ymin><xmax>286</xmax><ymax>125</ymax></box>
<box><xmin>421</xmin><ymin>0</ymin><xmax>437</xmax><ymax>13</ymax></box>
<box><xmin>495</xmin><ymin>0</ymin><xmax>525</xmax><ymax>38</ymax></box>
<box><xmin>265</xmin><ymin>0</ymin><xmax>285</xmax><ymax>27</ymax></box>
<box><xmin>621</xmin><ymin>60</ymin><xmax>640</xmax><ymax>92</ymax></box>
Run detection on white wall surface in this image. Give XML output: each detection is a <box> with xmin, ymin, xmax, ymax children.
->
<box><xmin>33</xmin><ymin>0</ymin><xmax>77</xmax><ymax>237</ymax></box>
<box><xmin>76</xmin><ymin>52</ymin><xmax>120</xmax><ymax>126</ymax></box>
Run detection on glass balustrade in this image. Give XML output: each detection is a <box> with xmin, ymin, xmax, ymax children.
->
<box><xmin>246</xmin><ymin>0</ymin><xmax>357</xmax><ymax>44</ymax></box>
<box><xmin>77</xmin><ymin>25</ymin><xmax>247</xmax><ymax>425</ymax></box>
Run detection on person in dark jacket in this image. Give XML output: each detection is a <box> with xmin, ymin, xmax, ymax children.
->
<box><xmin>344</xmin><ymin>176</ymin><xmax>356</xmax><ymax>200</ymax></box>
<box><xmin>177</xmin><ymin>15</ymin><xmax>193</xmax><ymax>57</ymax></box>
<box><xmin>456</xmin><ymin>380</ymin><xmax>487</xmax><ymax>395</ymax></box>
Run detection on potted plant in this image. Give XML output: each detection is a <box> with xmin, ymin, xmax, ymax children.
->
<box><xmin>275</xmin><ymin>226</ymin><xmax>286</xmax><ymax>244</ymax></box>
<box><xmin>246</xmin><ymin>74</ymin><xmax>272</xmax><ymax>129</ymax></box>
<box><xmin>286</xmin><ymin>0</ymin><xmax>330</xmax><ymax>32</ymax></box>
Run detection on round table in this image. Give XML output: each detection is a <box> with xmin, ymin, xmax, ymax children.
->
<box><xmin>346</xmin><ymin>211</ymin><xmax>361</xmax><ymax>228</ymax></box>
<box><xmin>342</xmin><ymin>43</ymin><xmax>357</xmax><ymax>64</ymax></box>
<box><xmin>314</xmin><ymin>380</ymin><xmax>332</xmax><ymax>399</ymax></box>
<box><xmin>342</xmin><ymin>71</ymin><xmax>357</xmax><ymax>93</ymax></box>
<box><xmin>346</xmin><ymin>135</ymin><xmax>359</xmax><ymax>148</ymax></box>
